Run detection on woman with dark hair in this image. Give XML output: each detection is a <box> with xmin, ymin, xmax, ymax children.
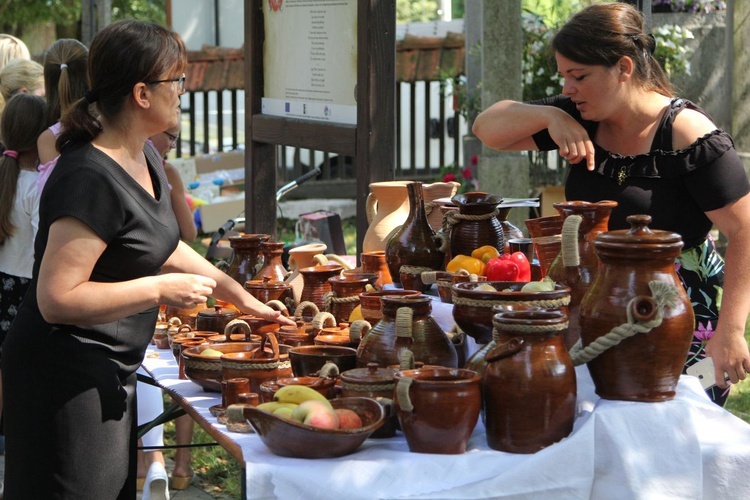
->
<box><xmin>1</xmin><ymin>20</ymin><xmax>294</xmax><ymax>498</ymax></box>
<box><xmin>473</xmin><ymin>2</ymin><xmax>750</xmax><ymax>406</ymax></box>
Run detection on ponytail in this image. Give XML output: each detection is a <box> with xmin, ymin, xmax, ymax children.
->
<box><xmin>0</xmin><ymin>153</ymin><xmax>21</xmax><ymax>243</ymax></box>
<box><xmin>56</xmin><ymin>96</ymin><xmax>102</xmax><ymax>154</ymax></box>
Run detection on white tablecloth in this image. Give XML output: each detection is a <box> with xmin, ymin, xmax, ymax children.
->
<box><xmin>142</xmin><ymin>339</ymin><xmax>750</xmax><ymax>500</ymax></box>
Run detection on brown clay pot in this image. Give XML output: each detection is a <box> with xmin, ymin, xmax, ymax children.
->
<box><xmin>224</xmin><ymin>233</ymin><xmax>270</xmax><ymax>286</ymax></box>
<box><xmin>164</xmin><ymin>303</ymin><xmax>207</xmax><ymax>329</ymax></box>
<box><xmin>384</xmin><ymin>182</ymin><xmax>445</xmax><ymax>286</ymax></box>
<box><xmin>299</xmin><ymin>263</ymin><xmax>345</xmax><ymax>312</ymax></box>
<box><xmin>356</xmin><ymin>294</ymin><xmax>457</xmax><ymax>368</ymax></box>
<box><xmin>484</xmin><ymin>309</ymin><xmax>576</xmax><ymax>453</ymax></box>
<box><xmin>340</xmin><ymin>363</ymin><xmax>398</xmax><ymax>437</ymax></box>
<box><xmin>524</xmin><ymin>214</ymin><xmax>564</xmax><ymax>278</ymax></box>
<box><xmin>244</xmin><ymin>277</ymin><xmax>294</xmax><ymax>312</ymax></box>
<box><xmin>277</xmin><ymin>322</ymin><xmax>315</xmax><ymax>347</ymax></box>
<box><xmin>578</xmin><ymin>214</ymin><xmax>695</xmax><ymax>402</ymax></box>
<box><xmin>324</xmin><ymin>275</ymin><xmax>370</xmax><ymax>324</ymax></box>
<box><xmin>496</xmin><ymin>206</ymin><xmax>525</xmax><ymax>254</ymax></box>
<box><xmin>360</xmin><ymin>250</ymin><xmax>392</xmax><ymax>288</ymax></box>
<box><xmin>196</xmin><ymin>305</ymin><xmax>240</xmax><ymax>334</ymax></box>
<box><xmin>286</xmin><ymin>242</ymin><xmax>328</xmax><ymax>304</ymax></box>
<box><xmin>221</xmin><ymin>332</ymin><xmax>281</xmax><ymax>394</ymax></box>
<box><xmin>451</xmin><ymin>281</ymin><xmax>571</xmax><ymax>345</ymax></box>
<box><xmin>182</xmin><ymin>342</ymin><xmax>260</xmax><ymax>392</ymax></box>
<box><xmin>288</xmin><ymin>345</ymin><xmax>358</xmax><ymax>377</ymax></box>
<box><xmin>546</xmin><ymin>200</ymin><xmax>618</xmax><ymax>349</ymax></box>
<box><xmin>393</xmin><ymin>367</ymin><xmax>481</xmax><ymax>454</ymax></box>
<box><xmin>447</xmin><ymin>192</ymin><xmax>504</xmax><ymax>261</ymax></box>
<box><xmin>358</xmin><ymin>289</ymin><xmax>420</xmax><ymax>326</ymax></box>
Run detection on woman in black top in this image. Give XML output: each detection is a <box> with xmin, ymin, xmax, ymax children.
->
<box><xmin>1</xmin><ymin>20</ymin><xmax>294</xmax><ymax>499</ymax></box>
<box><xmin>473</xmin><ymin>3</ymin><xmax>750</xmax><ymax>405</ymax></box>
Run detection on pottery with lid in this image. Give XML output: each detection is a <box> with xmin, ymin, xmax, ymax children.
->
<box><xmin>576</xmin><ymin>214</ymin><xmax>694</xmax><ymax>402</ymax></box>
<box><xmin>340</xmin><ymin>362</ymin><xmax>398</xmax><ymax>437</ymax></box>
<box><xmin>196</xmin><ymin>305</ymin><xmax>240</xmax><ymax>334</ymax></box>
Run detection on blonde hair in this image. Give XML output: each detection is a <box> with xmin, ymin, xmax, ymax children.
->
<box><xmin>0</xmin><ymin>59</ymin><xmax>44</xmax><ymax>121</ymax></box>
<box><xmin>0</xmin><ymin>34</ymin><xmax>31</xmax><ymax>70</ymax></box>
<box><xmin>43</xmin><ymin>38</ymin><xmax>89</xmax><ymax>127</ymax></box>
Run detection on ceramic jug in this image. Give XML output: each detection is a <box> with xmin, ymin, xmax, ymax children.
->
<box><xmin>360</xmin><ymin>250</ymin><xmax>392</xmax><ymax>288</ymax></box>
<box><xmin>484</xmin><ymin>309</ymin><xmax>576</xmax><ymax>453</ymax></box>
<box><xmin>362</xmin><ymin>181</ymin><xmax>412</xmax><ymax>253</ymax></box>
<box><xmin>575</xmin><ymin>214</ymin><xmax>695</xmax><ymax>402</ymax></box>
<box><xmin>299</xmin><ymin>262</ymin><xmax>344</xmax><ymax>312</ymax></box>
<box><xmin>254</xmin><ymin>240</ymin><xmax>288</xmax><ymax>282</ymax></box>
<box><xmin>286</xmin><ymin>242</ymin><xmax>327</xmax><ymax>304</ymax></box>
<box><xmin>356</xmin><ymin>294</ymin><xmax>457</xmax><ymax>368</ymax></box>
<box><xmin>546</xmin><ymin>200</ymin><xmax>617</xmax><ymax>349</ymax></box>
<box><xmin>384</xmin><ymin>181</ymin><xmax>444</xmax><ymax>287</ymax></box>
<box><xmin>325</xmin><ymin>275</ymin><xmax>372</xmax><ymax>324</ymax></box>
<box><xmin>524</xmin><ymin>214</ymin><xmax>563</xmax><ymax>278</ymax></box>
<box><xmin>422</xmin><ymin>180</ymin><xmax>461</xmax><ymax>232</ymax></box>
<box><xmin>224</xmin><ymin>234</ymin><xmax>270</xmax><ymax>286</ymax></box>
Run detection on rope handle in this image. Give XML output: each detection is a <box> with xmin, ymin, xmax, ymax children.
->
<box><xmin>311</xmin><ymin>311</ymin><xmax>337</xmax><ymax>331</ymax></box>
<box><xmin>561</xmin><ymin>215</ymin><xmax>582</xmax><ymax>268</ymax></box>
<box><xmin>349</xmin><ymin>320</ymin><xmax>372</xmax><ymax>342</ymax></box>
<box><xmin>294</xmin><ymin>301</ymin><xmax>320</xmax><ymax>319</ymax></box>
<box><xmin>395</xmin><ymin>307</ymin><xmax>414</xmax><ymax>338</ymax></box>
<box><xmin>396</xmin><ymin>377</ymin><xmax>414</xmax><ymax>412</ymax></box>
<box><xmin>265</xmin><ymin>299</ymin><xmax>289</xmax><ymax>316</ymax></box>
<box><xmin>223</xmin><ymin>319</ymin><xmax>252</xmax><ymax>342</ymax></box>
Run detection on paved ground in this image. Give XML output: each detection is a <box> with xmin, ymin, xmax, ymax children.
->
<box><xmin>0</xmin><ymin>454</ymin><xmax>217</xmax><ymax>499</ymax></box>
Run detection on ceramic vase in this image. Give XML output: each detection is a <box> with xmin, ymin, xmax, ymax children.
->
<box><xmin>362</xmin><ymin>181</ymin><xmax>412</xmax><ymax>253</ymax></box>
<box><xmin>448</xmin><ymin>192</ymin><xmax>504</xmax><ymax>261</ymax></box>
<box><xmin>225</xmin><ymin>234</ymin><xmax>270</xmax><ymax>286</ymax></box>
<box><xmin>286</xmin><ymin>242</ymin><xmax>327</xmax><ymax>304</ymax></box>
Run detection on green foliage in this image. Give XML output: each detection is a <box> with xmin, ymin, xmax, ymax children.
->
<box><xmin>652</xmin><ymin>24</ymin><xmax>695</xmax><ymax>78</ymax></box>
<box><xmin>0</xmin><ymin>0</ymin><xmax>80</xmax><ymax>32</ymax></box>
<box><xmin>112</xmin><ymin>0</ymin><xmax>166</xmax><ymax>23</ymax></box>
<box><xmin>397</xmin><ymin>0</ymin><xmax>439</xmax><ymax>23</ymax></box>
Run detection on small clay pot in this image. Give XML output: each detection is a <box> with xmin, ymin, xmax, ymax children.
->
<box><xmin>358</xmin><ymin>289</ymin><xmax>420</xmax><ymax>326</ymax></box>
<box><xmin>196</xmin><ymin>305</ymin><xmax>240</xmax><ymax>334</ymax></box>
<box><xmin>360</xmin><ymin>250</ymin><xmax>392</xmax><ymax>288</ymax></box>
<box><xmin>393</xmin><ymin>367</ymin><xmax>482</xmax><ymax>454</ymax></box>
<box><xmin>340</xmin><ymin>363</ymin><xmax>398</xmax><ymax>438</ymax></box>
<box><xmin>288</xmin><ymin>345</ymin><xmax>358</xmax><ymax>377</ymax></box>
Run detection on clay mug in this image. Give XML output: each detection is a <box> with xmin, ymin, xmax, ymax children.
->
<box><xmin>288</xmin><ymin>345</ymin><xmax>358</xmax><ymax>377</ymax></box>
<box><xmin>393</xmin><ymin>367</ymin><xmax>482</xmax><ymax>454</ymax></box>
<box><xmin>222</xmin><ymin>377</ymin><xmax>251</xmax><ymax>408</ymax></box>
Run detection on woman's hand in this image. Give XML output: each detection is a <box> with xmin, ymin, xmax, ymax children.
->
<box><xmin>547</xmin><ymin>112</ymin><xmax>596</xmax><ymax>171</ymax></box>
<box><xmin>157</xmin><ymin>273</ymin><xmax>217</xmax><ymax>309</ymax></box>
<box><xmin>705</xmin><ymin>326</ymin><xmax>750</xmax><ymax>388</ymax></box>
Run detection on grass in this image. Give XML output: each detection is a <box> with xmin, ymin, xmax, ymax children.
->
<box><xmin>178</xmin><ymin>219</ymin><xmax>750</xmax><ymax>498</ymax></box>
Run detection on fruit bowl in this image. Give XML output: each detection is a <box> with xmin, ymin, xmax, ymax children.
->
<box><xmin>242</xmin><ymin>397</ymin><xmax>385</xmax><ymax>458</ymax></box>
<box><xmin>452</xmin><ymin>281</ymin><xmax>571</xmax><ymax>344</ymax></box>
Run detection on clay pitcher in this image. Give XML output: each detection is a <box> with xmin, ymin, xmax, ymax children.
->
<box><xmin>356</xmin><ymin>294</ymin><xmax>457</xmax><ymax>368</ymax></box>
<box><xmin>546</xmin><ymin>200</ymin><xmax>617</xmax><ymax>348</ymax></box>
<box><xmin>447</xmin><ymin>192</ymin><xmax>504</xmax><ymax>261</ymax></box>
<box><xmin>524</xmin><ymin>214</ymin><xmax>563</xmax><ymax>278</ymax></box>
<box><xmin>360</xmin><ymin>250</ymin><xmax>392</xmax><ymax>288</ymax></box>
<box><xmin>576</xmin><ymin>214</ymin><xmax>695</xmax><ymax>402</ymax></box>
<box><xmin>224</xmin><ymin>234</ymin><xmax>270</xmax><ymax>286</ymax></box>
<box><xmin>299</xmin><ymin>262</ymin><xmax>344</xmax><ymax>312</ymax></box>
<box><xmin>484</xmin><ymin>309</ymin><xmax>576</xmax><ymax>454</ymax></box>
<box><xmin>253</xmin><ymin>240</ymin><xmax>288</xmax><ymax>282</ymax></box>
<box><xmin>325</xmin><ymin>275</ymin><xmax>371</xmax><ymax>324</ymax></box>
<box><xmin>362</xmin><ymin>181</ymin><xmax>412</xmax><ymax>253</ymax></box>
<box><xmin>384</xmin><ymin>181</ymin><xmax>444</xmax><ymax>287</ymax></box>
<box><xmin>286</xmin><ymin>242</ymin><xmax>327</xmax><ymax>304</ymax></box>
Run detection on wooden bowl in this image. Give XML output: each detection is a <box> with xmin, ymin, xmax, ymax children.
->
<box><xmin>242</xmin><ymin>397</ymin><xmax>385</xmax><ymax>458</ymax></box>
<box><xmin>452</xmin><ymin>281</ymin><xmax>571</xmax><ymax>344</ymax></box>
<box><xmin>182</xmin><ymin>342</ymin><xmax>260</xmax><ymax>392</ymax></box>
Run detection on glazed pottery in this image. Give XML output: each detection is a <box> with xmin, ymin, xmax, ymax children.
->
<box><xmin>362</xmin><ymin>181</ymin><xmax>412</xmax><ymax>253</ymax></box>
<box><xmin>196</xmin><ymin>305</ymin><xmax>240</xmax><ymax>334</ymax></box>
<box><xmin>244</xmin><ymin>277</ymin><xmax>294</xmax><ymax>313</ymax></box>
<box><xmin>451</xmin><ymin>281</ymin><xmax>571</xmax><ymax>345</ymax></box>
<box><xmin>182</xmin><ymin>341</ymin><xmax>259</xmax><ymax>391</ymax></box>
<box><xmin>286</xmin><ymin>242</ymin><xmax>327</xmax><ymax>304</ymax></box>
<box><xmin>254</xmin><ymin>240</ymin><xmax>288</xmax><ymax>282</ymax></box>
<box><xmin>340</xmin><ymin>363</ymin><xmax>398</xmax><ymax>438</ymax></box>
<box><xmin>222</xmin><ymin>377</ymin><xmax>251</xmax><ymax>407</ymax></box>
<box><xmin>164</xmin><ymin>303</ymin><xmax>207</xmax><ymax>329</ymax></box>
<box><xmin>358</xmin><ymin>289</ymin><xmax>421</xmax><ymax>327</ymax></box>
<box><xmin>241</xmin><ymin>397</ymin><xmax>386</xmax><ymax>458</ymax></box>
<box><xmin>224</xmin><ymin>233</ymin><xmax>270</xmax><ymax>286</ymax></box>
<box><xmin>277</xmin><ymin>322</ymin><xmax>316</xmax><ymax>347</ymax></box>
<box><xmin>546</xmin><ymin>200</ymin><xmax>617</xmax><ymax>349</ymax></box>
<box><xmin>326</xmin><ymin>275</ymin><xmax>372</xmax><ymax>324</ymax></box>
<box><xmin>384</xmin><ymin>182</ymin><xmax>445</xmax><ymax>286</ymax></box>
<box><xmin>577</xmin><ymin>214</ymin><xmax>695</xmax><ymax>402</ymax></box>
<box><xmin>299</xmin><ymin>263</ymin><xmax>345</xmax><ymax>311</ymax></box>
<box><xmin>221</xmin><ymin>332</ymin><xmax>281</xmax><ymax>393</ymax></box>
<box><xmin>394</xmin><ymin>367</ymin><xmax>481</xmax><ymax>454</ymax></box>
<box><xmin>288</xmin><ymin>345</ymin><xmax>358</xmax><ymax>377</ymax></box>
<box><xmin>360</xmin><ymin>250</ymin><xmax>392</xmax><ymax>288</ymax></box>
<box><xmin>447</xmin><ymin>192</ymin><xmax>504</xmax><ymax>261</ymax></box>
<box><xmin>356</xmin><ymin>294</ymin><xmax>457</xmax><ymax>368</ymax></box>
<box><xmin>496</xmin><ymin>206</ymin><xmax>525</xmax><ymax>254</ymax></box>
<box><xmin>524</xmin><ymin>215</ymin><xmax>563</xmax><ymax>278</ymax></box>
<box><xmin>484</xmin><ymin>309</ymin><xmax>576</xmax><ymax>453</ymax></box>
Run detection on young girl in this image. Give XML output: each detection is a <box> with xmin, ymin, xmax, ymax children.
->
<box><xmin>0</xmin><ymin>93</ymin><xmax>47</xmax><ymax>467</ymax></box>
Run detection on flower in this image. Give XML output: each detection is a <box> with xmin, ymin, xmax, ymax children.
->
<box><xmin>437</xmin><ymin>163</ymin><xmax>475</xmax><ymax>194</ymax></box>
<box><xmin>695</xmin><ymin>321</ymin><xmax>715</xmax><ymax>342</ymax></box>
<box><xmin>461</xmin><ymin>167</ymin><xmax>472</xmax><ymax>180</ymax></box>
<box><xmin>443</xmin><ymin>172</ymin><xmax>457</xmax><ymax>183</ymax></box>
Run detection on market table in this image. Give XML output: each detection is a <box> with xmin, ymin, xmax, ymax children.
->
<box><xmin>141</xmin><ymin>293</ymin><xmax>750</xmax><ymax>499</ymax></box>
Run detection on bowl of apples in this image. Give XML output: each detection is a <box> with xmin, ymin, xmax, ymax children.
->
<box><xmin>240</xmin><ymin>394</ymin><xmax>386</xmax><ymax>459</ymax></box>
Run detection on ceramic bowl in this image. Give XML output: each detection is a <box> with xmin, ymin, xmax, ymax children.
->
<box><xmin>182</xmin><ymin>342</ymin><xmax>260</xmax><ymax>392</ymax></box>
<box><xmin>452</xmin><ymin>281</ymin><xmax>571</xmax><ymax>344</ymax></box>
<box><xmin>242</xmin><ymin>397</ymin><xmax>385</xmax><ymax>458</ymax></box>
<box><xmin>288</xmin><ymin>345</ymin><xmax>358</xmax><ymax>377</ymax></box>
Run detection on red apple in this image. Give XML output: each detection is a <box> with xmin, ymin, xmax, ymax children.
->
<box><xmin>335</xmin><ymin>408</ymin><xmax>363</xmax><ymax>429</ymax></box>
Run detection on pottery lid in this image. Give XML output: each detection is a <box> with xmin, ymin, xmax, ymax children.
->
<box><xmin>244</xmin><ymin>277</ymin><xmax>292</xmax><ymax>290</ymax></box>
<box><xmin>340</xmin><ymin>363</ymin><xmax>396</xmax><ymax>385</ymax></box>
<box><xmin>197</xmin><ymin>305</ymin><xmax>240</xmax><ymax>319</ymax></box>
<box><xmin>595</xmin><ymin>214</ymin><xmax>683</xmax><ymax>250</ymax></box>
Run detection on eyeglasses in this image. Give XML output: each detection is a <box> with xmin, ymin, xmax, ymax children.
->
<box><xmin>164</xmin><ymin>131</ymin><xmax>179</xmax><ymax>148</ymax></box>
<box><xmin>147</xmin><ymin>73</ymin><xmax>186</xmax><ymax>93</ymax></box>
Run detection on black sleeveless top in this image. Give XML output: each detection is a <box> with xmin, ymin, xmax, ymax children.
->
<box><xmin>531</xmin><ymin>95</ymin><xmax>749</xmax><ymax>248</ymax></box>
